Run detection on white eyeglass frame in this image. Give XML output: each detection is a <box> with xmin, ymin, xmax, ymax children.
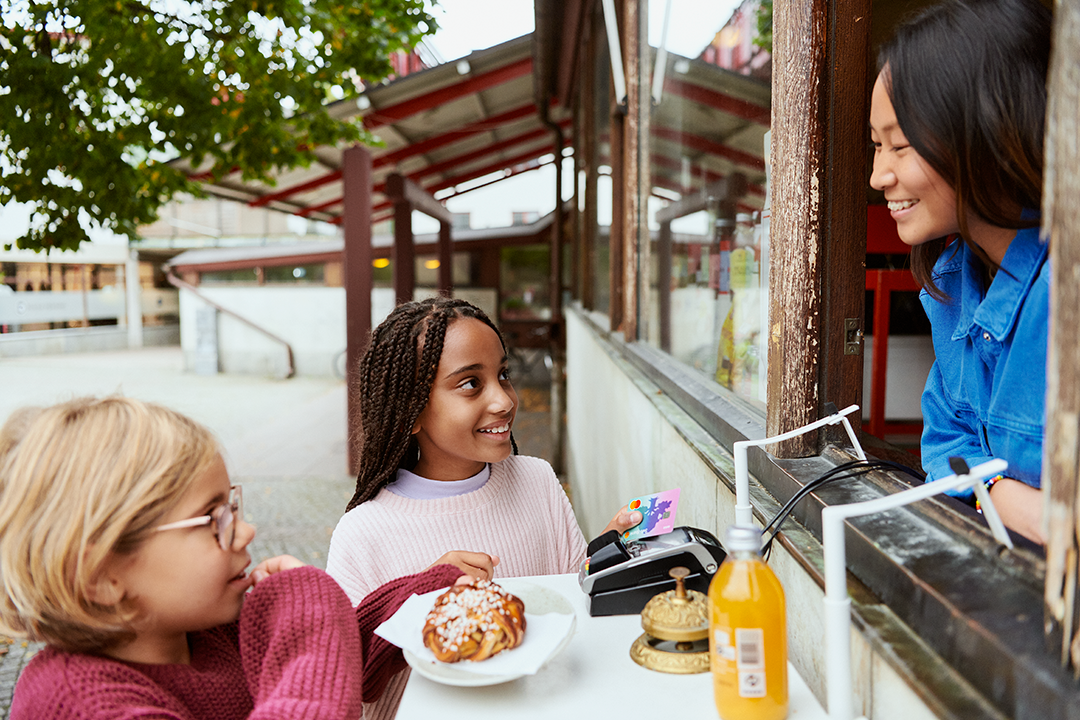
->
<box><xmin>154</xmin><ymin>485</ymin><xmax>243</xmax><ymax>551</ymax></box>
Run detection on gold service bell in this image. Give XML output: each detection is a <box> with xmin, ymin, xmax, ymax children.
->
<box><xmin>629</xmin><ymin>566</ymin><xmax>710</xmax><ymax>674</ymax></box>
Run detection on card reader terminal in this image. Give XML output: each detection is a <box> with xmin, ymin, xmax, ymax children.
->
<box><xmin>578</xmin><ymin>526</ymin><xmax>727</xmax><ymax>616</ymax></box>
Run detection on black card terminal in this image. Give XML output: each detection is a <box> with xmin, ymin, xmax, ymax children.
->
<box><xmin>578</xmin><ymin>526</ymin><xmax>727</xmax><ymax>616</ymax></box>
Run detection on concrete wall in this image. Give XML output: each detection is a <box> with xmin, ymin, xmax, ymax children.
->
<box><xmin>862</xmin><ymin>335</ymin><xmax>934</xmax><ymax>420</ymax></box>
<box><xmin>564</xmin><ymin>308</ymin><xmax>938</xmax><ymax>720</ymax></box>
<box><xmin>179</xmin><ymin>286</ymin><xmax>349</xmax><ymax>378</ymax></box>
<box><xmin>178</xmin><ymin>286</ymin><xmax>499</xmax><ymax>378</ymax></box>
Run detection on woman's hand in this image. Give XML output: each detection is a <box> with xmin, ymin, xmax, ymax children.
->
<box><xmin>251</xmin><ymin>554</ymin><xmax>307</xmax><ymax>584</ymax></box>
<box><xmin>600</xmin><ymin>504</ymin><xmax>643</xmax><ymax>536</ymax></box>
<box><xmin>428</xmin><ymin>551</ymin><xmax>500</xmax><ymax>582</ymax></box>
<box><xmin>988</xmin><ymin>478</ymin><xmax>1045</xmax><ymax>545</ymax></box>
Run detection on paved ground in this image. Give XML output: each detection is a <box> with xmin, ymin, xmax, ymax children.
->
<box><xmin>0</xmin><ymin>346</ymin><xmax>552</xmax><ymax>717</ymax></box>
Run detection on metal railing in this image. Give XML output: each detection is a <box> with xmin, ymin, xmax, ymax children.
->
<box><xmin>165</xmin><ymin>270</ymin><xmax>295</xmax><ymax>379</ymax></box>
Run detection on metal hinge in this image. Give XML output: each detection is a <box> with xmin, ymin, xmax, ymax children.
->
<box><xmin>844</xmin><ymin>318</ymin><xmax>863</xmax><ymax>355</ymax></box>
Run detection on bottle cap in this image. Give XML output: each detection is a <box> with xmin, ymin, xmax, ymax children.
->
<box><xmin>725</xmin><ymin>525</ymin><xmax>762</xmax><ymax>553</ymax></box>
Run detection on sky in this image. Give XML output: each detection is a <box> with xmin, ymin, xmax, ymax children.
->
<box><xmin>424</xmin><ymin>0</ymin><xmax>535</xmax><ymax>63</ymax></box>
<box><xmin>425</xmin><ymin>0</ymin><xmax>743</xmax><ymax>63</ymax></box>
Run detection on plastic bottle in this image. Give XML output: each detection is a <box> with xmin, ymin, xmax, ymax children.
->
<box><xmin>708</xmin><ymin>525</ymin><xmax>788</xmax><ymax>720</ymax></box>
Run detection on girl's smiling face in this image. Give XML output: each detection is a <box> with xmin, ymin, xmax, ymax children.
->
<box><xmin>869</xmin><ymin>70</ymin><xmax>960</xmax><ymax>247</ymax></box>
<box><xmin>411</xmin><ymin>317</ymin><xmax>517</xmax><ymax>481</ymax></box>
<box><xmin>100</xmin><ymin>455</ymin><xmax>256</xmax><ymax>665</ymax></box>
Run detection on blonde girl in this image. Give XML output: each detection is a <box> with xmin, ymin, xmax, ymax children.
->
<box><xmin>0</xmin><ymin>396</ymin><xmax>464</xmax><ymax>720</ymax></box>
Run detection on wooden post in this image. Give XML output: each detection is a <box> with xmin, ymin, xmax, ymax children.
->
<box><xmin>546</xmin><ymin>120</ymin><xmax>567</xmax><ymax>476</ymax></box>
<box><xmin>438</xmin><ymin>219</ymin><xmax>453</xmax><ymax>295</ymax></box>
<box><xmin>386</xmin><ymin>172</ymin><xmax>454</xmax><ymax>305</ymax></box>
<box><xmin>581</xmin><ymin>17</ymin><xmax>597</xmax><ymax>312</ymax></box>
<box><xmin>766</xmin><ymin>0</ymin><xmax>869</xmax><ymax>456</ymax></box>
<box><xmin>609</xmin><ymin>108</ymin><xmax>625</xmax><ymax>332</ymax></box>
<box><xmin>572</xmin><ymin>112</ymin><xmax>584</xmax><ymax>301</ymax></box>
<box><xmin>390</xmin><ymin>178</ymin><xmax>415</xmax><ymax>306</ymax></box>
<box><xmin>621</xmin><ymin>0</ymin><xmax>641</xmax><ymax>341</ymax></box>
<box><xmin>342</xmin><ymin>145</ymin><xmax>373</xmax><ymax>475</ymax></box>
<box><xmin>658</xmin><ymin>220</ymin><xmax>672</xmax><ymax>352</ymax></box>
<box><xmin>79</xmin><ymin>264</ymin><xmax>89</xmax><ymax>328</ymax></box>
<box><xmin>1042</xmin><ymin>0</ymin><xmax>1080</xmax><ymax>674</ymax></box>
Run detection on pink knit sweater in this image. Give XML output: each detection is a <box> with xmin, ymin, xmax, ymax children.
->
<box><xmin>10</xmin><ymin>564</ymin><xmax>461</xmax><ymax>720</ymax></box>
<box><xmin>326</xmin><ymin>454</ymin><xmax>587</xmax><ymax>720</ymax></box>
<box><xmin>326</xmin><ymin>455</ymin><xmax>587</xmax><ymax>606</ymax></box>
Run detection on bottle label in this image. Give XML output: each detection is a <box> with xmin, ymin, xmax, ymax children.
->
<box><xmin>713</xmin><ymin>629</ymin><xmax>736</xmax><ymax>661</ymax></box>
<box><xmin>735</xmin><ymin>628</ymin><xmax>766</xmax><ymax>698</ymax></box>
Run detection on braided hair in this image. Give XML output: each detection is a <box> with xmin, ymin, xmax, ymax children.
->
<box><xmin>346</xmin><ymin>297</ymin><xmax>519</xmax><ymax>511</ymax></box>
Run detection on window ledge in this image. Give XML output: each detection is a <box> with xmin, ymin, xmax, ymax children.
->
<box><xmin>571</xmin><ymin>305</ymin><xmax>1075</xmax><ymax>720</ymax></box>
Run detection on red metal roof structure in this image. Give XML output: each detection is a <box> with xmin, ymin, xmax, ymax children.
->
<box><xmin>171</xmin><ymin>36</ymin><xmax>571</xmax><ymax>228</ymax></box>
<box><xmin>171</xmin><ymin>32</ymin><xmax>771</xmax><ymax>227</ymax></box>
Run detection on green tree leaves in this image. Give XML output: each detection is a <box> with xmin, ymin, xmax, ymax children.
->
<box><xmin>0</xmin><ymin>0</ymin><xmax>435</xmax><ymax>251</ymax></box>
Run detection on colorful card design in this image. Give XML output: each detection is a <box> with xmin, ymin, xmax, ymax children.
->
<box><xmin>622</xmin><ymin>488</ymin><xmax>681</xmax><ymax>541</ymax></box>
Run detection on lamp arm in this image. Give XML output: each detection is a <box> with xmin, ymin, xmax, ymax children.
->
<box><xmin>733</xmin><ymin>404</ymin><xmax>862</xmax><ymax>526</ymax></box>
<box><xmin>822</xmin><ymin>458</ymin><xmax>1009</xmax><ymax>720</ymax></box>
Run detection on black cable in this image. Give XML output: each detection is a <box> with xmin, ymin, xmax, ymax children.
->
<box><xmin>762</xmin><ymin>463</ymin><xmax>880</xmax><ymax>560</ymax></box>
<box><xmin>761</xmin><ymin>459</ymin><xmax>925</xmax><ymax>560</ymax></box>
<box><xmin>763</xmin><ymin>460</ymin><xmax>908</xmax><ymax>537</ymax></box>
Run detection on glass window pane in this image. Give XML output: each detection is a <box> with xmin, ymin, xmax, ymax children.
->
<box><xmin>501</xmin><ymin>244</ymin><xmax>551</xmax><ymax>321</ymax></box>
<box><xmin>643</xmin><ymin>1</ymin><xmax>771</xmax><ymax>412</ymax></box>
<box><xmin>262</xmin><ymin>264</ymin><xmax>325</xmax><ymax>284</ymax></box>
<box><xmin>592</xmin><ymin>24</ymin><xmax>612</xmax><ymax>315</ymax></box>
<box><xmin>201</xmin><ymin>268</ymin><xmax>260</xmax><ymax>285</ymax></box>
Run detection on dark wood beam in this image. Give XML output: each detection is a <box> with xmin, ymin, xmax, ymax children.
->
<box><xmin>342</xmin><ymin>145</ymin><xmax>373</xmax><ymax>475</ymax></box>
<box><xmin>392</xmin><ymin>188</ymin><xmax>415</xmax><ymax>305</ymax></box>
<box><xmin>1043</xmin><ymin>0</ymin><xmax>1080</xmax><ymax>672</ymax></box>
<box><xmin>437</xmin><ymin>221</ymin><xmax>452</xmax><ymax>294</ymax></box>
<box><xmin>385</xmin><ymin>173</ymin><xmax>453</xmax><ymax>224</ymax></box>
<box><xmin>767</xmin><ymin>0</ymin><xmax>869</xmax><ymax>456</ymax></box>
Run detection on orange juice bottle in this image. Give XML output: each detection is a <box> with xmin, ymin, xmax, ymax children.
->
<box><xmin>709</xmin><ymin>525</ymin><xmax>788</xmax><ymax>720</ymax></box>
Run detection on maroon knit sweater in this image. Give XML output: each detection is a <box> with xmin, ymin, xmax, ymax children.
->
<box><xmin>10</xmin><ymin>564</ymin><xmax>460</xmax><ymax>719</ymax></box>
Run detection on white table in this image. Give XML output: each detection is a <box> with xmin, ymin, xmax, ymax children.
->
<box><xmin>396</xmin><ymin>573</ymin><xmax>828</xmax><ymax>719</ymax></box>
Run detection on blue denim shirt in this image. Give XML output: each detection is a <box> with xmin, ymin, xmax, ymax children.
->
<box><xmin>920</xmin><ymin>226</ymin><xmax>1049</xmax><ymax>492</ymax></box>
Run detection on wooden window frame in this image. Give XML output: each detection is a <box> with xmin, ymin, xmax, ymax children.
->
<box><xmin>562</xmin><ymin>0</ymin><xmax>1080</xmax><ymax>714</ymax></box>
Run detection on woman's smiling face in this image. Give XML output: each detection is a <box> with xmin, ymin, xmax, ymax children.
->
<box><xmin>411</xmin><ymin>317</ymin><xmax>517</xmax><ymax>481</ymax></box>
<box><xmin>869</xmin><ymin>70</ymin><xmax>959</xmax><ymax>247</ymax></box>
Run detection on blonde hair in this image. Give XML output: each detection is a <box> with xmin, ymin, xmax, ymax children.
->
<box><xmin>0</xmin><ymin>396</ymin><xmax>220</xmax><ymax>653</ymax></box>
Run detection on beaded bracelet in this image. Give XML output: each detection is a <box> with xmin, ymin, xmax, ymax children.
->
<box><xmin>974</xmin><ymin>474</ymin><xmax>1004</xmax><ymax>514</ymax></box>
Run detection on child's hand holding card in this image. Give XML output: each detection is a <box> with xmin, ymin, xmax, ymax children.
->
<box><xmin>622</xmin><ymin>488</ymin><xmax>681</xmax><ymax>541</ymax></box>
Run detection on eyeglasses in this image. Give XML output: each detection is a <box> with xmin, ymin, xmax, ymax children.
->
<box><xmin>154</xmin><ymin>485</ymin><xmax>243</xmax><ymax>551</ymax></box>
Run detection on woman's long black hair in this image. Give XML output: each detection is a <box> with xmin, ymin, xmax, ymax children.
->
<box><xmin>345</xmin><ymin>297</ymin><xmax>518</xmax><ymax>511</ymax></box>
<box><xmin>878</xmin><ymin>0</ymin><xmax>1051</xmax><ymax>300</ymax></box>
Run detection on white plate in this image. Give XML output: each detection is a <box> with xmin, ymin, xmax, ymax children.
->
<box><xmin>403</xmin><ymin>578</ymin><xmax>578</xmax><ymax>687</ymax></box>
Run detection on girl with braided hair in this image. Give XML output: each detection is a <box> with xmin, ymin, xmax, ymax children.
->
<box><xmin>326</xmin><ymin>297</ymin><xmax>640</xmax><ymax>720</ymax></box>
